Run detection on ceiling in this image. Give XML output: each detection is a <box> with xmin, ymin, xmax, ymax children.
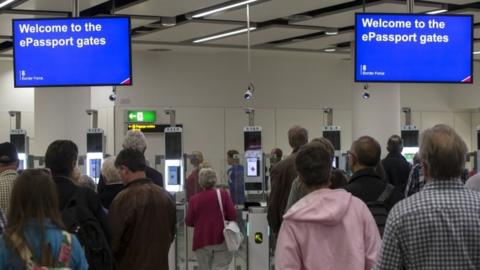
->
<box><xmin>1</xmin><ymin>0</ymin><xmax>480</xmax><ymax>57</ymax></box>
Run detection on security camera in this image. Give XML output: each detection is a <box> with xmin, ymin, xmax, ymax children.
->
<box><xmin>109</xmin><ymin>93</ymin><xmax>117</xmax><ymax>102</ymax></box>
<box><xmin>86</xmin><ymin>109</ymin><xmax>97</xmax><ymax>115</ymax></box>
<box><xmin>362</xmin><ymin>91</ymin><xmax>370</xmax><ymax>100</ymax></box>
<box><xmin>244</xmin><ymin>83</ymin><xmax>255</xmax><ymax>100</ymax></box>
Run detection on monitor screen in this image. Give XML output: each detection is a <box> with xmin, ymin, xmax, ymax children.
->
<box><xmin>246</xmin><ymin>157</ymin><xmax>260</xmax><ymax>177</ymax></box>
<box><xmin>244</xmin><ymin>131</ymin><xmax>262</xmax><ymax>151</ymax></box>
<box><xmin>168</xmin><ymin>166</ymin><xmax>181</xmax><ymax>185</ymax></box>
<box><xmin>165</xmin><ymin>132</ymin><xmax>182</xmax><ymax>159</ymax></box>
<box><xmin>13</xmin><ymin>17</ymin><xmax>132</xmax><ymax>87</ymax></box>
<box><xmin>355</xmin><ymin>13</ymin><xmax>473</xmax><ymax>83</ymax></box>
<box><xmin>87</xmin><ymin>133</ymin><xmax>103</xmax><ymax>153</ymax></box>
<box><xmin>323</xmin><ymin>130</ymin><xmax>341</xmax><ymax>151</ymax></box>
<box><xmin>89</xmin><ymin>159</ymin><xmax>101</xmax><ymax>179</ymax></box>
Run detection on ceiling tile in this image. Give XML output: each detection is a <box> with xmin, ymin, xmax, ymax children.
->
<box><xmin>134</xmin><ymin>21</ymin><xmax>242</xmax><ymax>42</ymax></box>
<box><xmin>207</xmin><ymin>26</ymin><xmax>320</xmax><ymax>46</ymax></box>
<box><xmin>208</xmin><ymin>0</ymin><xmax>351</xmax><ymax>22</ymax></box>
<box><xmin>292</xmin><ymin>1</ymin><xmax>440</xmax><ymax>28</ymax></box>
<box><xmin>449</xmin><ymin>9</ymin><xmax>480</xmax><ymax>23</ymax></box>
<box><xmin>15</xmin><ymin>0</ymin><xmax>105</xmax><ymax>12</ymax></box>
<box><xmin>428</xmin><ymin>0</ymin><xmax>479</xmax><ymax>4</ymax></box>
<box><xmin>277</xmin><ymin>31</ymin><xmax>354</xmax><ymax>50</ymax></box>
<box><xmin>116</xmin><ymin>0</ymin><xmax>227</xmax><ymax>17</ymax></box>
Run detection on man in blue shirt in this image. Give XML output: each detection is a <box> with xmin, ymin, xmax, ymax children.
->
<box><xmin>227</xmin><ymin>150</ymin><xmax>245</xmax><ymax>205</ymax></box>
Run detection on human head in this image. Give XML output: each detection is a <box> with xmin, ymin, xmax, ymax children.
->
<box><xmin>115</xmin><ymin>149</ymin><xmax>147</xmax><ymax>184</ymax></box>
<box><xmin>295</xmin><ymin>141</ymin><xmax>333</xmax><ymax>189</ymax></box>
<box><xmin>122</xmin><ymin>130</ymin><xmax>147</xmax><ymax>153</ymax></box>
<box><xmin>227</xmin><ymin>150</ymin><xmax>240</xmax><ymax>166</ymax></box>
<box><xmin>330</xmin><ymin>168</ymin><xmax>348</xmax><ymax>189</ymax></box>
<box><xmin>270</xmin><ymin>148</ymin><xmax>283</xmax><ymax>165</ymax></box>
<box><xmin>190</xmin><ymin>151</ymin><xmax>204</xmax><ymax>167</ymax></box>
<box><xmin>198</xmin><ymin>168</ymin><xmax>217</xmax><ymax>189</ymax></box>
<box><xmin>420</xmin><ymin>124</ymin><xmax>467</xmax><ymax>180</ymax></box>
<box><xmin>387</xmin><ymin>135</ymin><xmax>403</xmax><ymax>154</ymax></box>
<box><xmin>102</xmin><ymin>157</ymin><xmax>122</xmax><ymax>184</ymax></box>
<box><xmin>0</xmin><ymin>142</ymin><xmax>18</xmax><ymax>172</ymax></box>
<box><xmin>288</xmin><ymin>126</ymin><xmax>308</xmax><ymax>151</ymax></box>
<box><xmin>5</xmin><ymin>169</ymin><xmax>64</xmax><ymax>265</ymax></box>
<box><xmin>348</xmin><ymin>136</ymin><xmax>381</xmax><ymax>173</ymax></box>
<box><xmin>311</xmin><ymin>137</ymin><xmax>335</xmax><ymax>158</ymax></box>
<box><xmin>45</xmin><ymin>140</ymin><xmax>78</xmax><ymax>177</ymax></box>
<box><xmin>79</xmin><ymin>175</ymin><xmax>96</xmax><ymax>192</ymax></box>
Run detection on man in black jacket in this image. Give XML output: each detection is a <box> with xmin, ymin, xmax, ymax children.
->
<box><xmin>381</xmin><ymin>135</ymin><xmax>411</xmax><ymax>198</ymax></box>
<box><xmin>344</xmin><ymin>136</ymin><xmax>402</xmax><ymax>209</ymax></box>
<box><xmin>45</xmin><ymin>140</ymin><xmax>114</xmax><ymax>269</ymax></box>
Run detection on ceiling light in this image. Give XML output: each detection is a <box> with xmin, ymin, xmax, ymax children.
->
<box><xmin>0</xmin><ymin>0</ymin><xmax>16</xmax><ymax>8</ymax></box>
<box><xmin>161</xmin><ymin>17</ymin><xmax>176</xmax><ymax>27</ymax></box>
<box><xmin>193</xmin><ymin>27</ymin><xmax>256</xmax><ymax>43</ymax></box>
<box><xmin>324</xmin><ymin>48</ymin><xmax>336</xmax><ymax>52</ymax></box>
<box><xmin>192</xmin><ymin>0</ymin><xmax>258</xmax><ymax>18</ymax></box>
<box><xmin>325</xmin><ymin>29</ymin><xmax>338</xmax><ymax>36</ymax></box>
<box><xmin>426</xmin><ymin>9</ymin><xmax>448</xmax><ymax>15</ymax></box>
<box><xmin>474</xmin><ymin>51</ymin><xmax>480</xmax><ymax>55</ymax></box>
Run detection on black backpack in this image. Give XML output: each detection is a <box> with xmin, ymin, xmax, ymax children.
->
<box><xmin>366</xmin><ymin>184</ymin><xmax>394</xmax><ymax>237</ymax></box>
<box><xmin>62</xmin><ymin>191</ymin><xmax>116</xmax><ymax>270</ymax></box>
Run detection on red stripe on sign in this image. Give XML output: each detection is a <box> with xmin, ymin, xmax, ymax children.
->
<box><xmin>121</xmin><ymin>78</ymin><xmax>131</xmax><ymax>85</ymax></box>
<box><xmin>461</xmin><ymin>76</ymin><xmax>472</xmax><ymax>83</ymax></box>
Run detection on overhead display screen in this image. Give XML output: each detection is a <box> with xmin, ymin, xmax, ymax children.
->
<box><xmin>355</xmin><ymin>13</ymin><xmax>473</xmax><ymax>83</ymax></box>
<box><xmin>13</xmin><ymin>17</ymin><xmax>132</xmax><ymax>87</ymax></box>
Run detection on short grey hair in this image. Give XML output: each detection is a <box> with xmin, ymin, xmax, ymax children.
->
<box><xmin>122</xmin><ymin>130</ymin><xmax>147</xmax><ymax>153</ymax></box>
<box><xmin>288</xmin><ymin>126</ymin><xmax>308</xmax><ymax>149</ymax></box>
<box><xmin>420</xmin><ymin>124</ymin><xmax>467</xmax><ymax>180</ymax></box>
<box><xmin>102</xmin><ymin>157</ymin><xmax>122</xmax><ymax>184</ymax></box>
<box><xmin>198</xmin><ymin>168</ymin><xmax>217</xmax><ymax>189</ymax></box>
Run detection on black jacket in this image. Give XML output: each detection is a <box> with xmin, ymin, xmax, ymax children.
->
<box><xmin>97</xmin><ymin>166</ymin><xmax>163</xmax><ymax>193</ymax></box>
<box><xmin>53</xmin><ymin>176</ymin><xmax>111</xmax><ymax>242</ymax></box>
<box><xmin>381</xmin><ymin>152</ymin><xmax>411</xmax><ymax>196</ymax></box>
<box><xmin>344</xmin><ymin>168</ymin><xmax>402</xmax><ymax>210</ymax></box>
<box><xmin>99</xmin><ymin>183</ymin><xmax>124</xmax><ymax>210</ymax></box>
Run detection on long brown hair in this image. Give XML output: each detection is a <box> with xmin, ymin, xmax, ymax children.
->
<box><xmin>5</xmin><ymin>169</ymin><xmax>65</xmax><ymax>266</ymax></box>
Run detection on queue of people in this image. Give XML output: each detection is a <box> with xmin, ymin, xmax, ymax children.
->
<box><xmin>1</xmin><ymin>124</ymin><xmax>480</xmax><ymax>269</ymax></box>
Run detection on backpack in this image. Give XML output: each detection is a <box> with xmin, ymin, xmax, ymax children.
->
<box><xmin>61</xmin><ymin>191</ymin><xmax>116</xmax><ymax>270</ymax></box>
<box><xmin>366</xmin><ymin>184</ymin><xmax>394</xmax><ymax>237</ymax></box>
<box><xmin>20</xmin><ymin>231</ymin><xmax>72</xmax><ymax>270</ymax></box>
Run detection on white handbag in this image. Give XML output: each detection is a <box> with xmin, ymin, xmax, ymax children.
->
<box><xmin>216</xmin><ymin>189</ymin><xmax>244</xmax><ymax>252</ymax></box>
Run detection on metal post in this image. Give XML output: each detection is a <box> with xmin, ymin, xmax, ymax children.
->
<box><xmin>8</xmin><ymin>111</ymin><xmax>21</xmax><ymax>129</ymax></box>
<box><xmin>246</xmin><ymin>108</ymin><xmax>255</xmax><ymax>126</ymax></box>
<box><xmin>86</xmin><ymin>110</ymin><xmax>98</xmax><ymax>129</ymax></box>
<box><xmin>324</xmin><ymin>108</ymin><xmax>333</xmax><ymax>126</ymax></box>
<box><xmin>402</xmin><ymin>107</ymin><xmax>412</xmax><ymax>126</ymax></box>
<box><xmin>165</xmin><ymin>109</ymin><xmax>176</xmax><ymax>127</ymax></box>
<box><xmin>72</xmin><ymin>0</ymin><xmax>79</xmax><ymax>17</ymax></box>
<box><xmin>407</xmin><ymin>0</ymin><xmax>414</xmax><ymax>13</ymax></box>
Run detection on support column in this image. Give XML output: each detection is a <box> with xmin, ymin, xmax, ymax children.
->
<box><xmin>351</xmin><ymin>83</ymin><xmax>401</xmax><ymax>156</ymax></box>
<box><xmin>351</xmin><ymin>41</ymin><xmax>401</xmax><ymax>155</ymax></box>
<box><xmin>33</xmin><ymin>88</ymin><xmax>91</xmax><ymax>155</ymax></box>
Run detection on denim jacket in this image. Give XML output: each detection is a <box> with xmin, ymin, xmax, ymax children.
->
<box><xmin>0</xmin><ymin>219</ymin><xmax>88</xmax><ymax>270</ymax></box>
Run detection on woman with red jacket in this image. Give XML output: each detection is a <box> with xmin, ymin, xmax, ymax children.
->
<box><xmin>185</xmin><ymin>168</ymin><xmax>236</xmax><ymax>270</ymax></box>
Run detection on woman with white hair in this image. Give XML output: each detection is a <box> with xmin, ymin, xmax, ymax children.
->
<box><xmin>185</xmin><ymin>168</ymin><xmax>236</xmax><ymax>270</ymax></box>
<box><xmin>98</xmin><ymin>130</ymin><xmax>164</xmax><ymax>193</ymax></box>
<box><xmin>98</xmin><ymin>157</ymin><xmax>123</xmax><ymax>209</ymax></box>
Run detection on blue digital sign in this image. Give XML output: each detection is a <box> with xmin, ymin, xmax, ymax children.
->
<box><xmin>355</xmin><ymin>14</ymin><xmax>472</xmax><ymax>83</ymax></box>
<box><xmin>13</xmin><ymin>17</ymin><xmax>132</xmax><ymax>87</ymax></box>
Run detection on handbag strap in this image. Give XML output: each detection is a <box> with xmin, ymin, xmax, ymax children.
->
<box><xmin>215</xmin><ymin>189</ymin><xmax>226</xmax><ymax>226</ymax></box>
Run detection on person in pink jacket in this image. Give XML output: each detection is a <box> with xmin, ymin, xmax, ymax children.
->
<box><xmin>275</xmin><ymin>141</ymin><xmax>381</xmax><ymax>270</ymax></box>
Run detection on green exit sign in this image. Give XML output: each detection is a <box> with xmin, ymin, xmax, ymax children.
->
<box><xmin>127</xmin><ymin>110</ymin><xmax>156</xmax><ymax>123</ymax></box>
